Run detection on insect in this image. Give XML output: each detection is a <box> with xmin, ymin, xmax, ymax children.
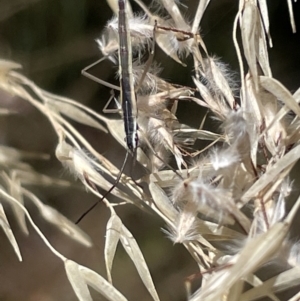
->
<box><xmin>118</xmin><ymin>0</ymin><xmax>138</xmax><ymax>153</ymax></box>
<box><xmin>76</xmin><ymin>0</ymin><xmax>140</xmax><ymax>224</ymax></box>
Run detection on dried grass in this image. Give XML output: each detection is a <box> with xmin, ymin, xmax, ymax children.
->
<box><xmin>1</xmin><ymin>0</ymin><xmax>300</xmax><ymax>300</ymax></box>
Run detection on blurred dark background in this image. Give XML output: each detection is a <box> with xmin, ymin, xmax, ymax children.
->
<box><xmin>0</xmin><ymin>0</ymin><xmax>300</xmax><ymax>300</ymax></box>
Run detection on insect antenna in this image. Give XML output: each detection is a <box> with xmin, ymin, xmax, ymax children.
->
<box><xmin>75</xmin><ymin>151</ymin><xmax>130</xmax><ymax>224</ymax></box>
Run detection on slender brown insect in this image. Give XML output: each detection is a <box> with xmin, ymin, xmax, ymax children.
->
<box><xmin>76</xmin><ymin>0</ymin><xmax>138</xmax><ymax>224</ymax></box>
<box><xmin>118</xmin><ymin>0</ymin><xmax>138</xmax><ymax>152</ymax></box>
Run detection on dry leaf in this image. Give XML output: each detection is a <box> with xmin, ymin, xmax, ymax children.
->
<box><xmin>120</xmin><ymin>225</ymin><xmax>160</xmax><ymax>301</ymax></box>
<box><xmin>104</xmin><ymin>213</ymin><xmax>123</xmax><ymax>283</ymax></box>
